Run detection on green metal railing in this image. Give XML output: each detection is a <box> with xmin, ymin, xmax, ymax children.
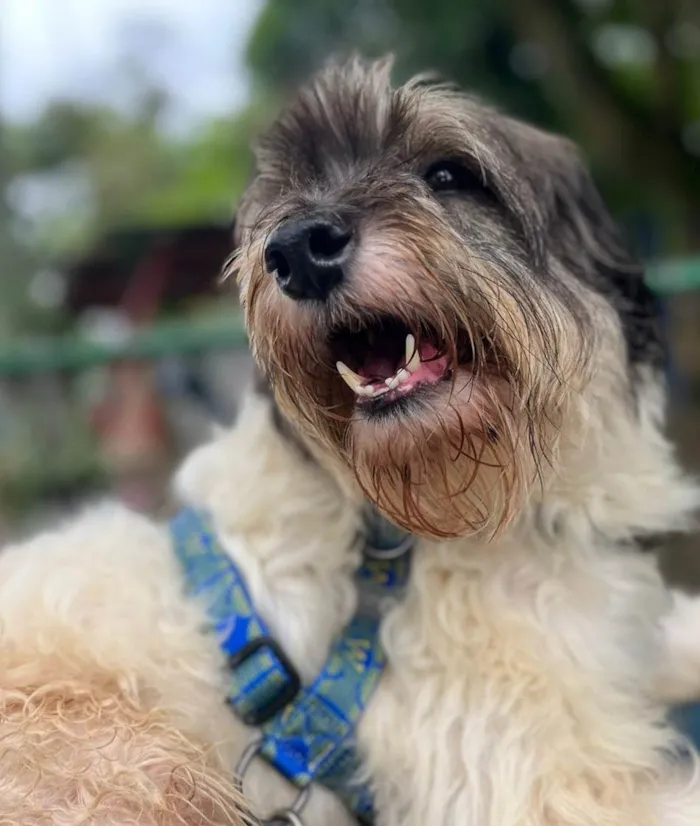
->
<box><xmin>0</xmin><ymin>314</ymin><xmax>249</xmax><ymax>378</ymax></box>
<box><xmin>0</xmin><ymin>258</ymin><xmax>696</xmax><ymax>379</ymax></box>
<box><xmin>646</xmin><ymin>257</ymin><xmax>700</xmax><ymax>296</ymax></box>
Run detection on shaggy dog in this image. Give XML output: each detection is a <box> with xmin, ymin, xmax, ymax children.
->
<box><xmin>233</xmin><ymin>57</ymin><xmax>700</xmax><ymax>824</ymax></box>
<box><xmin>2</xmin><ymin>56</ymin><xmax>700</xmax><ymax>826</ymax></box>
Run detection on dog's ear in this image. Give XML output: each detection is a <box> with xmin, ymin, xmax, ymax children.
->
<box><xmin>535</xmin><ymin>134</ymin><xmax>663</xmax><ymax>366</ymax></box>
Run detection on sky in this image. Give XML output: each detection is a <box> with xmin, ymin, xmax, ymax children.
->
<box><xmin>1</xmin><ymin>0</ymin><xmax>264</xmax><ymax>129</ymax></box>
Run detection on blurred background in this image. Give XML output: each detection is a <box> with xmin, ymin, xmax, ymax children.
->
<box><xmin>0</xmin><ymin>0</ymin><xmax>699</xmax><ymax>580</ymax></box>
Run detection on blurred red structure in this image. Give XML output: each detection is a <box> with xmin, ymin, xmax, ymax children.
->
<box><xmin>66</xmin><ymin>223</ymin><xmax>233</xmax><ymax>511</ymax></box>
<box><xmin>65</xmin><ymin>224</ymin><xmax>234</xmax><ymax>314</ymax></box>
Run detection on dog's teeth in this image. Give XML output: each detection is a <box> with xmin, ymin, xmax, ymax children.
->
<box><xmin>405</xmin><ymin>334</ymin><xmax>415</xmax><ymax>364</ymax></box>
<box><xmin>405</xmin><ymin>334</ymin><xmax>420</xmax><ymax>373</ymax></box>
<box><xmin>337</xmin><ymin>360</ymin><xmax>412</xmax><ymax>401</ymax></box>
<box><xmin>336</xmin><ymin>361</ymin><xmax>366</xmax><ymax>395</ymax></box>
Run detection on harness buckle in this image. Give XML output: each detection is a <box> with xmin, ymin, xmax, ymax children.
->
<box><xmin>228</xmin><ymin>636</ymin><xmax>301</xmax><ymax>726</ymax></box>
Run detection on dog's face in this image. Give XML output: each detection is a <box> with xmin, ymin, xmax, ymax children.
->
<box><xmin>233</xmin><ymin>58</ymin><xmax>661</xmax><ymax>539</ymax></box>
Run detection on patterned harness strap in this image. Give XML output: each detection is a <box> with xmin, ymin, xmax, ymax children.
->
<box><xmin>170</xmin><ymin>507</ymin><xmax>413</xmax><ymax>825</ymax></box>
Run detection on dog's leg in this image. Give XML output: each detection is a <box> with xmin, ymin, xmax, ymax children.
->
<box><xmin>0</xmin><ymin>646</ymin><xmax>252</xmax><ymax>826</ymax></box>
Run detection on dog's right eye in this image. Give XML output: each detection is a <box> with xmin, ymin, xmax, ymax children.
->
<box><xmin>424</xmin><ymin>161</ymin><xmax>485</xmax><ymax>195</ymax></box>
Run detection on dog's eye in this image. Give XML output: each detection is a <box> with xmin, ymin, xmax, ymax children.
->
<box><xmin>425</xmin><ymin>161</ymin><xmax>485</xmax><ymax>194</ymax></box>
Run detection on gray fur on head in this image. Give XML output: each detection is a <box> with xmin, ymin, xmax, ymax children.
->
<box><xmin>231</xmin><ymin>56</ymin><xmax>665</xmax><ymax>540</ymax></box>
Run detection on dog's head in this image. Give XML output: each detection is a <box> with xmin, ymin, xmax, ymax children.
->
<box><xmin>233</xmin><ymin>57</ymin><xmax>662</xmax><ymax>539</ymax></box>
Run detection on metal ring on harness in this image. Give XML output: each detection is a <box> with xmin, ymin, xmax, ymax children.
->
<box><xmin>362</xmin><ymin>505</ymin><xmax>415</xmax><ymax>561</ymax></box>
<box><xmin>262</xmin><ymin>810</ymin><xmax>305</xmax><ymax>826</ymax></box>
<box><xmin>363</xmin><ymin>532</ymin><xmax>414</xmax><ymax>561</ymax></box>
<box><xmin>235</xmin><ymin>738</ymin><xmax>311</xmax><ymax>826</ymax></box>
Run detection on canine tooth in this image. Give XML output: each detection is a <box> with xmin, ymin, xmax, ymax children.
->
<box><xmin>336</xmin><ymin>361</ymin><xmax>366</xmax><ymax>394</ymax></box>
<box><xmin>396</xmin><ymin>368</ymin><xmax>411</xmax><ymax>384</ymax></box>
<box><xmin>405</xmin><ymin>334</ymin><xmax>415</xmax><ymax>364</ymax></box>
<box><xmin>405</xmin><ymin>334</ymin><xmax>420</xmax><ymax>373</ymax></box>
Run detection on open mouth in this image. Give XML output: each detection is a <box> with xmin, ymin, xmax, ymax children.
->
<box><xmin>329</xmin><ymin>316</ymin><xmax>467</xmax><ymax>412</ymax></box>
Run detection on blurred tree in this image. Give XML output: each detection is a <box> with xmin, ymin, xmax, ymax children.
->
<box><xmin>247</xmin><ymin>0</ymin><xmax>559</xmax><ymax>124</ymax></box>
<box><xmin>0</xmin><ymin>118</ymin><xmax>39</xmax><ymax>339</ymax></box>
<box><xmin>6</xmin><ymin>92</ymin><xmax>176</xmax><ymax>257</ymax></box>
<box><xmin>246</xmin><ymin>0</ymin><xmax>700</xmax><ymax>252</ymax></box>
<box><xmin>136</xmin><ymin>101</ymin><xmax>274</xmax><ymax>228</ymax></box>
<box><xmin>0</xmin><ymin>12</ymin><xmax>269</xmax><ymax>269</ymax></box>
<box><xmin>3</xmin><ymin>92</ymin><xmax>268</xmax><ymax>259</ymax></box>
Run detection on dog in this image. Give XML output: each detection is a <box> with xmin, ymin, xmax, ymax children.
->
<box><xmin>2</xmin><ymin>55</ymin><xmax>700</xmax><ymax>826</ymax></box>
<box><xmin>233</xmin><ymin>56</ymin><xmax>700</xmax><ymax>824</ymax></box>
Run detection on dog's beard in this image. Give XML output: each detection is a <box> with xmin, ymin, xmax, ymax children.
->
<box><xmin>347</xmin><ymin>372</ymin><xmax>528</xmax><ymax>537</ymax></box>
<box><xmin>237</xmin><ymin>199</ymin><xmax>589</xmax><ymax>539</ymax></box>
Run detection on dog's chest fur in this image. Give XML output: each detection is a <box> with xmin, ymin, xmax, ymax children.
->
<box><xmin>0</xmin><ymin>387</ymin><xmax>697</xmax><ymax>826</ymax></box>
<box><xmin>250</xmin><ymin>536</ymin><xmax>668</xmax><ymax>826</ymax></box>
<box><xmin>172</xmin><ymin>390</ymin><xmax>696</xmax><ymax>826</ymax></box>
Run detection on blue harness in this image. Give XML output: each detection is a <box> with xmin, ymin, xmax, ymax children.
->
<box><xmin>170</xmin><ymin>507</ymin><xmax>414</xmax><ymax>825</ymax></box>
<box><xmin>172</xmin><ymin>509</ymin><xmax>700</xmax><ymax>824</ymax></box>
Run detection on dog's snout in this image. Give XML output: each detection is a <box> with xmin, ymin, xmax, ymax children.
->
<box><xmin>265</xmin><ymin>215</ymin><xmax>353</xmax><ymax>301</ymax></box>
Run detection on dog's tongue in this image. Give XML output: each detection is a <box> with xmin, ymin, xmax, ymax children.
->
<box><xmin>357</xmin><ymin>356</ymin><xmax>398</xmax><ymax>382</ymax></box>
<box><xmin>357</xmin><ymin>341</ymin><xmax>441</xmax><ymax>382</ymax></box>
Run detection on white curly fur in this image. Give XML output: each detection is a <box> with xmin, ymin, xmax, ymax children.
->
<box><xmin>1</xmin><ymin>365</ymin><xmax>700</xmax><ymax>825</ymax></box>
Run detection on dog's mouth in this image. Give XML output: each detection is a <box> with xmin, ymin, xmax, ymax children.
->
<box><xmin>329</xmin><ymin>316</ymin><xmax>472</xmax><ymax>412</ymax></box>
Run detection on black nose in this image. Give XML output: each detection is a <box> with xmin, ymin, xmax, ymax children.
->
<box><xmin>265</xmin><ymin>215</ymin><xmax>353</xmax><ymax>301</ymax></box>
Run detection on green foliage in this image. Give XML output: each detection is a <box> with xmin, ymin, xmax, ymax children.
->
<box><xmin>2</xmin><ymin>94</ymin><xmax>274</xmax><ymax>264</ymax></box>
<box><xmin>247</xmin><ymin>0</ymin><xmax>395</xmax><ymax>92</ymax></box>
<box><xmin>7</xmin><ymin>102</ymin><xmax>97</xmax><ymax>172</ymax></box>
<box><xmin>136</xmin><ymin>102</ymin><xmax>274</xmax><ymax>228</ymax></box>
